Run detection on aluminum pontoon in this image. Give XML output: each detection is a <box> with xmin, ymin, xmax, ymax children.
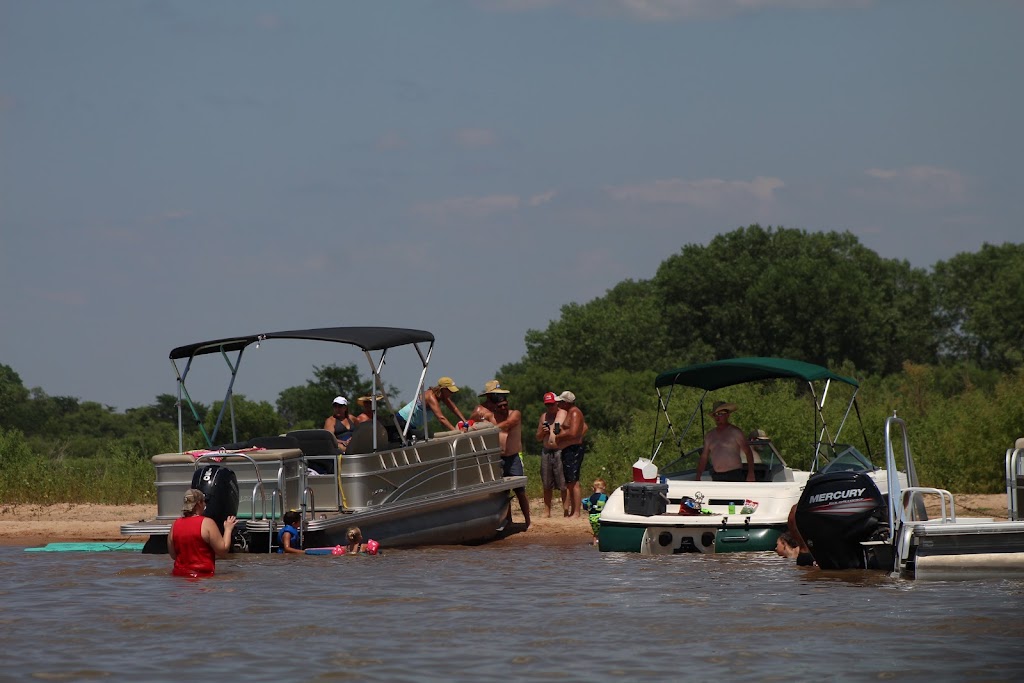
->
<box><xmin>121</xmin><ymin>326</ymin><xmax>525</xmax><ymax>553</ymax></box>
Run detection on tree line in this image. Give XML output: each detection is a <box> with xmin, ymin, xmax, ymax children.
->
<box><xmin>2</xmin><ymin>225</ymin><xmax>1022</xmax><ymax>500</ymax></box>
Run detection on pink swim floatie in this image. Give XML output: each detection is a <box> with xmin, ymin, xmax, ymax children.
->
<box><xmin>366</xmin><ymin>539</ymin><xmax>380</xmax><ymax>555</ymax></box>
<box><xmin>331</xmin><ymin>545</ymin><xmax>345</xmax><ymax>556</ymax></box>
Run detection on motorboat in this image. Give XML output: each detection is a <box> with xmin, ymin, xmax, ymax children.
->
<box><xmin>795</xmin><ymin>415</ymin><xmax>1024</xmax><ymax>580</ymax></box>
<box><xmin>121</xmin><ymin>326</ymin><xmax>525</xmax><ymax>553</ymax></box>
<box><xmin>597</xmin><ymin>357</ymin><xmax>897</xmax><ymax>554</ymax></box>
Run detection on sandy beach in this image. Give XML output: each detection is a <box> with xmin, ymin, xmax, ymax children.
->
<box><xmin>0</xmin><ymin>498</ymin><xmax>595</xmax><ymax>548</ymax></box>
<box><xmin>1</xmin><ymin>494</ymin><xmax>1009</xmax><ymax>549</ymax></box>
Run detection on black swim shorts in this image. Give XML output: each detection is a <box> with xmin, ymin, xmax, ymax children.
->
<box><xmin>561</xmin><ymin>444</ymin><xmax>585</xmax><ymax>483</ymax></box>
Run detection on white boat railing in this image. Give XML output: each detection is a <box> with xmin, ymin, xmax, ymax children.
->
<box><xmin>1006</xmin><ymin>447</ymin><xmax>1024</xmax><ymax>521</ymax></box>
<box><xmin>883</xmin><ymin>415</ymin><xmax>919</xmax><ymax>539</ymax></box>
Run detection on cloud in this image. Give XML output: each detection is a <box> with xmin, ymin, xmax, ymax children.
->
<box><xmin>413</xmin><ymin>189</ymin><xmax>557</xmax><ymax>221</ymax></box>
<box><xmin>860</xmin><ymin>165</ymin><xmax>967</xmax><ymax>207</ymax></box>
<box><xmin>605</xmin><ymin>176</ymin><xmax>784</xmax><ymax>208</ymax></box>
<box><xmin>455</xmin><ymin>128</ymin><xmax>498</xmax><ymax>149</ymax></box>
<box><xmin>528</xmin><ymin>190</ymin><xmax>557</xmax><ymax>207</ymax></box>
<box><xmin>474</xmin><ymin>0</ymin><xmax>872</xmax><ymax>21</ymax></box>
<box><xmin>414</xmin><ymin>194</ymin><xmax>522</xmax><ymax>220</ymax></box>
<box><xmin>377</xmin><ymin>132</ymin><xmax>408</xmax><ymax>151</ymax></box>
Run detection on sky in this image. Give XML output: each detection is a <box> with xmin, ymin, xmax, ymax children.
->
<box><xmin>1</xmin><ymin>0</ymin><xmax>1022</xmax><ymax>412</ymax></box>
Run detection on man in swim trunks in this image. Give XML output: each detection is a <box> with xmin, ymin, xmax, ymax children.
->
<box><xmin>535</xmin><ymin>391</ymin><xmax>567</xmax><ymax>518</ymax></box>
<box><xmin>473</xmin><ymin>380</ymin><xmax>531</xmax><ymax>529</ymax></box>
<box><xmin>695</xmin><ymin>400</ymin><xmax>755</xmax><ymax>482</ymax></box>
<box><xmin>554</xmin><ymin>391</ymin><xmax>587</xmax><ymax>518</ymax></box>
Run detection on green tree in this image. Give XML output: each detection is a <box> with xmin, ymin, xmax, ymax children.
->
<box><xmin>276</xmin><ymin>363</ymin><xmax>387</xmax><ymax>429</ymax></box>
<box><xmin>0</xmin><ymin>364</ymin><xmax>30</xmax><ymax>429</ymax></box>
<box><xmin>653</xmin><ymin>225</ymin><xmax>937</xmax><ymax>374</ymax></box>
<box><xmin>933</xmin><ymin>242</ymin><xmax>1024</xmax><ymax>371</ymax></box>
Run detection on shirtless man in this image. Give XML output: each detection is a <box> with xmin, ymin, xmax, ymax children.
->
<box><xmin>473</xmin><ymin>380</ymin><xmax>531</xmax><ymax>529</ymax></box>
<box><xmin>397</xmin><ymin>376</ymin><xmax>466</xmax><ymax>433</ymax></box>
<box><xmin>535</xmin><ymin>392</ymin><xmax>568</xmax><ymax>518</ymax></box>
<box><xmin>554</xmin><ymin>391</ymin><xmax>587</xmax><ymax>518</ymax></box>
<box><xmin>695</xmin><ymin>401</ymin><xmax>755</xmax><ymax>482</ymax></box>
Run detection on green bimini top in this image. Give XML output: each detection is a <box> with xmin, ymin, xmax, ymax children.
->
<box><xmin>654</xmin><ymin>357</ymin><xmax>858</xmax><ymax>391</ymax></box>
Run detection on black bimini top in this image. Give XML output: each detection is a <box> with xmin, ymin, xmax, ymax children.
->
<box><xmin>654</xmin><ymin>357</ymin><xmax>858</xmax><ymax>391</ymax></box>
<box><xmin>169</xmin><ymin>326</ymin><xmax>434</xmax><ymax>360</ymax></box>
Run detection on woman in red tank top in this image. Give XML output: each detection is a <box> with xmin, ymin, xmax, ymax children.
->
<box><xmin>168</xmin><ymin>489</ymin><xmax>237</xmax><ymax>578</ymax></box>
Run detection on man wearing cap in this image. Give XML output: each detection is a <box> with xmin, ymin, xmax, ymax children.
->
<box><xmin>324</xmin><ymin>396</ymin><xmax>357</xmax><ymax>450</ymax></box>
<box><xmin>695</xmin><ymin>400</ymin><xmax>756</xmax><ymax>482</ymax></box>
<box><xmin>554</xmin><ymin>391</ymin><xmax>588</xmax><ymax>518</ymax></box>
<box><xmin>472</xmin><ymin>380</ymin><xmax>531</xmax><ymax>529</ymax></box>
<box><xmin>397</xmin><ymin>377</ymin><xmax>467</xmax><ymax>433</ymax></box>
<box><xmin>535</xmin><ymin>391</ymin><xmax>568</xmax><ymax>518</ymax></box>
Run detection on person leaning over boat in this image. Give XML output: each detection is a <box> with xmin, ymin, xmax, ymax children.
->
<box><xmin>324</xmin><ymin>396</ymin><xmax>356</xmax><ymax>451</ymax></box>
<box><xmin>472</xmin><ymin>380</ymin><xmax>532</xmax><ymax>530</ymax></box>
<box><xmin>554</xmin><ymin>391</ymin><xmax>588</xmax><ymax>518</ymax></box>
<box><xmin>695</xmin><ymin>401</ymin><xmax>756</xmax><ymax>482</ymax></box>
<box><xmin>535</xmin><ymin>391</ymin><xmax>568</xmax><ymax>518</ymax></box>
<box><xmin>397</xmin><ymin>376</ymin><xmax>467</xmax><ymax>432</ymax></box>
<box><xmin>167</xmin><ymin>489</ymin><xmax>237</xmax><ymax>578</ymax></box>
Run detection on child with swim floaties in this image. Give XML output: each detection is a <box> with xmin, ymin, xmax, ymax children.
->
<box><xmin>582</xmin><ymin>478</ymin><xmax>608</xmax><ymax>546</ymax></box>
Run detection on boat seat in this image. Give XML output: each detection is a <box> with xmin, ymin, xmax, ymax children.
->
<box><xmin>285</xmin><ymin>429</ymin><xmax>342</xmax><ymax>457</ymax></box>
<box><xmin>346</xmin><ymin>420</ymin><xmax>390</xmax><ymax>454</ymax></box>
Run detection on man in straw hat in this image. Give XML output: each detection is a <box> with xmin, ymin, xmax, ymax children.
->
<box><xmin>472</xmin><ymin>380</ymin><xmax>531</xmax><ymax>529</ymax></box>
<box><xmin>695</xmin><ymin>400</ymin><xmax>756</xmax><ymax>482</ymax></box>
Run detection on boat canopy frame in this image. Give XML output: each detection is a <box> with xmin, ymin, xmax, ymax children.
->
<box><xmin>169</xmin><ymin>326</ymin><xmax>437</xmax><ymax>452</ymax></box>
<box><xmin>650</xmin><ymin>357</ymin><xmax>869</xmax><ymax>471</ymax></box>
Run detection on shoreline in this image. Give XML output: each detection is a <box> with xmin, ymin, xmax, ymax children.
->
<box><xmin>1</xmin><ymin>494</ymin><xmax>1009</xmax><ymax>549</ymax></box>
<box><xmin>0</xmin><ymin>499</ymin><xmax>594</xmax><ymax>548</ymax></box>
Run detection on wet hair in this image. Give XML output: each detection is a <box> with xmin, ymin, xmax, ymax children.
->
<box><xmin>778</xmin><ymin>532</ymin><xmax>800</xmax><ymax>549</ymax></box>
<box><xmin>346</xmin><ymin>526</ymin><xmax>362</xmax><ymax>542</ymax></box>
<box><xmin>283</xmin><ymin>510</ymin><xmax>300</xmax><ymax>526</ymax></box>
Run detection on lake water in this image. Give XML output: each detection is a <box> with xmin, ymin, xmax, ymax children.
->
<box><xmin>2</xmin><ymin>542</ymin><xmax>1023</xmax><ymax>682</ymax></box>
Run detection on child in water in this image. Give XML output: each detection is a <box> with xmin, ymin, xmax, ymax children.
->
<box><xmin>277</xmin><ymin>510</ymin><xmax>303</xmax><ymax>554</ymax></box>
<box><xmin>582</xmin><ymin>478</ymin><xmax>609</xmax><ymax>546</ymax></box>
<box><xmin>345</xmin><ymin>526</ymin><xmax>364</xmax><ymax>554</ymax></box>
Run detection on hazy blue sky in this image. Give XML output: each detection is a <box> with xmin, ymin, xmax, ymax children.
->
<box><xmin>2</xmin><ymin>0</ymin><xmax>1021</xmax><ymax>411</ymax></box>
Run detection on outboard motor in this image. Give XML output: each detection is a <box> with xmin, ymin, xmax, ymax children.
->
<box><xmin>795</xmin><ymin>471</ymin><xmax>888</xmax><ymax>570</ymax></box>
<box><xmin>191</xmin><ymin>464</ymin><xmax>239</xmax><ymax>533</ymax></box>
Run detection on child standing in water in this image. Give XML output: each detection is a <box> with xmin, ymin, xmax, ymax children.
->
<box><xmin>582</xmin><ymin>478</ymin><xmax>609</xmax><ymax>546</ymax></box>
<box><xmin>277</xmin><ymin>510</ymin><xmax>303</xmax><ymax>554</ymax></box>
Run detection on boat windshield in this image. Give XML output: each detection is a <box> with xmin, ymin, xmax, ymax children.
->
<box><xmin>659</xmin><ymin>439</ymin><xmax>788</xmax><ymax>482</ymax></box>
<box><xmin>816</xmin><ymin>444</ymin><xmax>876</xmax><ymax>474</ymax></box>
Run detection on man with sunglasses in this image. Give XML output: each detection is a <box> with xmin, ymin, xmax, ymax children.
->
<box><xmin>695</xmin><ymin>400</ymin><xmax>756</xmax><ymax>482</ymax></box>
<box><xmin>472</xmin><ymin>380</ymin><xmax>531</xmax><ymax>530</ymax></box>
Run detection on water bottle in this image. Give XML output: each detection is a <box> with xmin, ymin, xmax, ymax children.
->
<box><xmin>728</xmin><ymin>502</ymin><xmax>736</xmax><ymax>514</ymax></box>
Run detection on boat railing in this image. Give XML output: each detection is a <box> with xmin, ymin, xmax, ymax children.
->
<box><xmin>1005</xmin><ymin>447</ymin><xmax>1024</xmax><ymax>521</ymax></box>
<box><xmin>883</xmin><ymin>415</ymin><xmax>919</xmax><ymax>539</ymax></box>
<box><xmin>901</xmin><ymin>486</ymin><xmax>956</xmax><ymax>524</ymax></box>
<box><xmin>300</xmin><ymin>486</ymin><xmax>315</xmax><ymax>549</ymax></box>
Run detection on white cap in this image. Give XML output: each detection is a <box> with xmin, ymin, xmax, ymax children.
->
<box><xmin>333</xmin><ymin>396</ymin><xmax>348</xmax><ymax>405</ymax></box>
<box><xmin>556</xmin><ymin>391</ymin><xmax>576</xmax><ymax>404</ymax></box>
